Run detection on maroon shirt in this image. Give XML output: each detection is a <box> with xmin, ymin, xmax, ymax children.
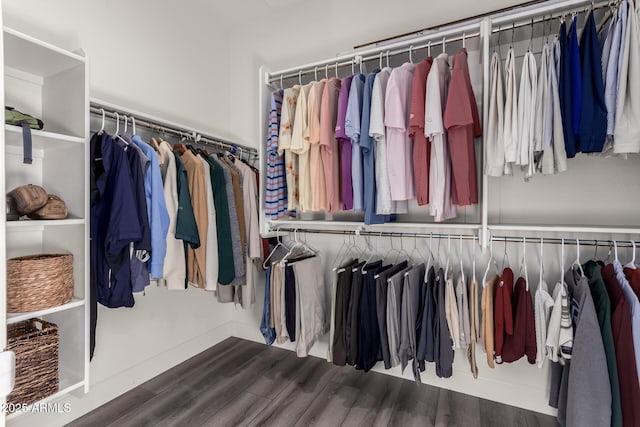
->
<box><xmin>502</xmin><ymin>277</ymin><xmax>536</xmax><ymax>364</ymax></box>
<box><xmin>603</xmin><ymin>264</ymin><xmax>640</xmax><ymax>427</ymax></box>
<box><xmin>494</xmin><ymin>268</ymin><xmax>514</xmax><ymax>363</ymax></box>
<box><xmin>408</xmin><ymin>57</ymin><xmax>433</xmax><ymax>206</ymax></box>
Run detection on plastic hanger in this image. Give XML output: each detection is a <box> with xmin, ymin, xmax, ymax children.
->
<box><xmin>613</xmin><ymin>240</ymin><xmax>619</xmax><ymax>263</ymax></box>
<box><xmin>131</xmin><ymin>116</ymin><xmax>137</xmax><ymax>135</ymax></box>
<box><xmin>442</xmin><ymin>36</ymin><xmax>446</xmax><ymax>54</ymax></box>
<box><xmin>123</xmin><ymin>115</ymin><xmax>128</xmax><ymax>133</ymax></box>
<box><xmin>559</xmin><ymin>238</ymin><xmax>565</xmax><ymax>285</ymax></box>
<box><xmin>572</xmin><ymin>239</ymin><xmax>585</xmax><ymax>276</ymax></box>
<box><xmin>98</xmin><ymin>108</ymin><xmax>106</xmax><ymax>135</ymax></box>
<box><xmin>458</xmin><ymin>234</ymin><xmax>465</xmax><ymax>284</ymax></box>
<box><xmin>428</xmin><ymin>41</ymin><xmax>432</xmax><ymax>57</ymax></box>
<box><xmin>482</xmin><ymin>236</ymin><xmax>498</xmax><ymax>287</ymax></box>
<box><xmin>314</xmin><ymin>66</ymin><xmax>318</xmax><ymax>81</ymax></box>
<box><xmin>625</xmin><ymin>241</ymin><xmax>637</xmax><ymax>270</ymax></box>
<box><xmin>520</xmin><ymin>237</ymin><xmax>529</xmax><ymax>291</ymax></box>
<box><xmin>263</xmin><ymin>228</ymin><xmax>289</xmax><ymax>269</ymax></box>
<box><xmin>114</xmin><ymin>112</ymin><xmax>120</xmax><ymax>135</ymax></box>
<box><xmin>501</xmin><ymin>236</ymin><xmax>510</xmax><ymax>271</ymax></box>
<box><xmin>351</xmin><ymin>58</ymin><xmax>355</xmax><ymax>75</ymax></box>
<box><xmin>425</xmin><ymin>233</ymin><xmax>435</xmax><ymax>277</ymax></box>
<box><xmin>539</xmin><ymin>237</ymin><xmax>545</xmax><ymax>287</ymax></box>
<box><xmin>386</xmin><ymin>51</ymin><xmax>390</xmax><ymax>68</ymax></box>
<box><xmin>463</xmin><ymin>33</ymin><xmax>466</xmax><ymax>49</ymax></box>
<box><xmin>409</xmin><ymin>45</ymin><xmax>414</xmax><ymax>64</ymax></box>
<box><xmin>330</xmin><ymin>233</ymin><xmax>350</xmax><ymax>269</ymax></box>
<box><xmin>379</xmin><ymin>52</ymin><xmax>383</xmax><ymax>69</ymax></box>
<box><xmin>325</xmin><ymin>64</ymin><xmax>329</xmax><ymax>80</ymax></box>
<box><xmin>444</xmin><ymin>234</ymin><xmax>452</xmax><ymax>281</ymax></box>
<box><xmin>472</xmin><ymin>234</ymin><xmax>477</xmax><ymax>284</ymax></box>
<box><xmin>280</xmin><ymin>74</ymin><xmax>284</xmax><ymax>90</ymax></box>
<box><xmin>298</xmin><ymin>70</ymin><xmax>303</xmax><ymax>85</ymax></box>
<box><xmin>409</xmin><ymin>234</ymin><xmax>427</xmax><ymax>263</ymax></box>
<box><xmin>335</xmin><ymin>62</ymin><xmax>339</xmax><ymax>78</ymax></box>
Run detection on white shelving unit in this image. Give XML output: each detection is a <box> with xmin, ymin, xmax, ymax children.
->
<box><xmin>0</xmin><ymin>25</ymin><xmax>89</xmax><ymax>425</ymax></box>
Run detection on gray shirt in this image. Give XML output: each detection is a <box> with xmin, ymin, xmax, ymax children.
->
<box><xmin>399</xmin><ymin>263</ymin><xmax>426</xmax><ymax>382</ymax></box>
<box><xmin>387</xmin><ymin>266</ymin><xmax>411</xmax><ymax>368</ymax></box>
<box><xmin>376</xmin><ymin>261</ymin><xmax>408</xmax><ymax>369</ymax></box>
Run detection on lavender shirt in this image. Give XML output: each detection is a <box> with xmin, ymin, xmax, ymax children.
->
<box><xmin>336</xmin><ymin>74</ymin><xmax>354</xmax><ymax>210</ymax></box>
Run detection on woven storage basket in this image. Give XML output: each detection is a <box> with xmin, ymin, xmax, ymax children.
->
<box><xmin>7</xmin><ymin>254</ymin><xmax>73</xmax><ymax>313</ymax></box>
<box><xmin>7</xmin><ymin>319</ymin><xmax>59</xmax><ymax>408</ymax></box>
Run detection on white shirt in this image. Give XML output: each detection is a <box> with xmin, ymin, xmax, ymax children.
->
<box><xmin>503</xmin><ymin>47</ymin><xmax>518</xmax><ymax>175</ymax></box>
<box><xmin>291</xmin><ymin>83</ymin><xmax>313</xmax><ymax>211</ymax></box>
<box><xmin>369</xmin><ymin>68</ymin><xmax>407</xmax><ymax>214</ymax></box>
<box><xmin>614</xmin><ymin>0</ymin><xmax>640</xmax><ymax>153</ymax></box>
<box><xmin>535</xmin><ymin>279</ymin><xmax>554</xmax><ymax>367</ymax></box>
<box><xmin>516</xmin><ymin>51</ymin><xmax>538</xmax><ymax>180</ymax></box>
<box><xmin>534</xmin><ymin>44</ymin><xmax>549</xmax><ymax>156</ymax></box>
<box><xmin>159</xmin><ymin>141</ymin><xmax>186</xmax><ymax>290</ymax></box>
<box><xmin>198</xmin><ymin>157</ymin><xmax>219</xmax><ymax>291</ymax></box>
<box><xmin>485</xmin><ymin>51</ymin><xmax>505</xmax><ymax>177</ymax></box>
<box><xmin>542</xmin><ymin>40</ymin><xmax>568</xmax><ymax>175</ymax></box>
<box><xmin>426</xmin><ymin>53</ymin><xmax>456</xmax><ymax>222</ymax></box>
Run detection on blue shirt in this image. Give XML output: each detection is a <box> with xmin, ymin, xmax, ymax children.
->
<box><xmin>578</xmin><ymin>12</ymin><xmax>607</xmax><ymax>153</ymax></box>
<box><xmin>260</xmin><ymin>265</ymin><xmax>276</xmax><ymax>345</ymax></box>
<box><xmin>132</xmin><ymin>135</ymin><xmax>170</xmax><ymax>279</ymax></box>
<box><xmin>569</xmin><ymin>17</ymin><xmax>582</xmax><ymax>141</ymax></box>
<box><xmin>265</xmin><ymin>90</ymin><xmax>288</xmax><ymax>219</ymax></box>
<box><xmin>361</xmin><ymin>70</ymin><xmax>387</xmax><ymax>225</ymax></box>
<box><xmin>559</xmin><ymin>21</ymin><xmax>577</xmax><ymax>158</ymax></box>
<box><xmin>345</xmin><ymin>73</ymin><xmax>365</xmax><ymax>212</ymax></box>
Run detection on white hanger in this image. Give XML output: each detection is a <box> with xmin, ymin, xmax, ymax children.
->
<box><xmin>482</xmin><ymin>235</ymin><xmax>495</xmax><ymax>287</ymax></box>
<box><xmin>572</xmin><ymin>239</ymin><xmax>584</xmax><ymax>276</ymax></box>
<box><xmin>361</xmin><ymin>234</ymin><xmax>377</xmax><ymax>273</ymax></box>
<box><xmin>458</xmin><ymin>234</ymin><xmax>465</xmax><ymax>284</ymax></box>
<box><xmin>445</xmin><ymin>234</ymin><xmax>452</xmax><ymax>280</ymax></box>
<box><xmin>314</xmin><ymin>67</ymin><xmax>318</xmax><ymax>81</ymax></box>
<box><xmin>426</xmin><ymin>232</ymin><xmax>435</xmax><ymax>276</ymax></box>
<box><xmin>359</xmin><ymin>57</ymin><xmax>364</xmax><ymax>74</ymax></box>
<box><xmin>131</xmin><ymin>116</ymin><xmax>137</xmax><ymax>135</ymax></box>
<box><xmin>501</xmin><ymin>237</ymin><xmax>510</xmax><ymax>270</ymax></box>
<box><xmin>298</xmin><ymin>70</ymin><xmax>303</xmax><ymax>85</ymax></box>
<box><xmin>397</xmin><ymin>234</ymin><xmax>412</xmax><ymax>264</ymax></box>
<box><xmin>99</xmin><ymin>108</ymin><xmax>106</xmax><ymax>135</ymax></box>
<box><xmin>325</xmin><ymin>64</ymin><xmax>329</xmax><ymax>80</ymax></box>
<box><xmin>428</xmin><ymin>40</ymin><xmax>432</xmax><ymax>57</ymax></box>
<box><xmin>409</xmin><ymin>45</ymin><xmax>414</xmax><ymax>64</ymax></box>
<box><xmin>379</xmin><ymin>52</ymin><xmax>383</xmax><ymax>69</ymax></box>
<box><xmin>330</xmin><ymin>233</ymin><xmax>350</xmax><ymax>269</ymax></box>
<box><xmin>626</xmin><ymin>241</ymin><xmax>637</xmax><ymax>270</ymax></box>
<box><xmin>123</xmin><ymin>115</ymin><xmax>128</xmax><ymax>133</ymax></box>
<box><xmin>559</xmin><ymin>238</ymin><xmax>565</xmax><ymax>285</ymax></box>
<box><xmin>408</xmin><ymin>234</ymin><xmax>427</xmax><ymax>263</ymax></box>
<box><xmin>521</xmin><ymin>237</ymin><xmax>529</xmax><ymax>291</ymax></box>
<box><xmin>352</xmin><ymin>58</ymin><xmax>355</xmax><ymax>75</ymax></box>
<box><xmin>442</xmin><ymin>36</ymin><xmax>446</xmax><ymax>53</ymax></box>
<box><xmin>614</xmin><ymin>240</ymin><xmax>619</xmax><ymax>263</ymax></box>
<box><xmin>114</xmin><ymin>112</ymin><xmax>120</xmax><ymax>135</ymax></box>
<box><xmin>463</xmin><ymin>32</ymin><xmax>466</xmax><ymax>48</ymax></box>
<box><xmin>386</xmin><ymin>50</ymin><xmax>390</xmax><ymax>68</ymax></box>
<box><xmin>280</xmin><ymin>74</ymin><xmax>284</xmax><ymax>89</ymax></box>
<box><xmin>472</xmin><ymin>234</ymin><xmax>477</xmax><ymax>284</ymax></box>
<box><xmin>263</xmin><ymin>228</ymin><xmax>289</xmax><ymax>269</ymax></box>
<box><xmin>538</xmin><ymin>237</ymin><xmax>545</xmax><ymax>294</ymax></box>
<box><xmin>335</xmin><ymin>62</ymin><xmax>339</xmax><ymax>78</ymax></box>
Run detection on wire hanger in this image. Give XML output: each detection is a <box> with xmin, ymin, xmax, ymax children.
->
<box><xmin>98</xmin><ymin>108</ymin><xmax>106</xmax><ymax>135</ymax></box>
<box><xmin>330</xmin><ymin>233</ymin><xmax>350</xmax><ymax>269</ymax></box>
<box><xmin>409</xmin><ymin>234</ymin><xmax>426</xmax><ymax>263</ymax></box>
<box><xmin>361</xmin><ymin>233</ymin><xmax>377</xmax><ymax>272</ymax></box>
<box><xmin>539</xmin><ymin>237</ymin><xmax>545</xmax><ymax>287</ymax></box>
<box><xmin>626</xmin><ymin>241</ymin><xmax>637</xmax><ymax>270</ymax></box>
<box><xmin>559</xmin><ymin>238</ymin><xmax>565</xmax><ymax>285</ymax></box>
<box><xmin>572</xmin><ymin>239</ymin><xmax>585</xmax><ymax>276</ymax></box>
<box><xmin>510</xmin><ymin>22</ymin><xmax>516</xmax><ymax>49</ymax></box>
<box><xmin>445</xmin><ymin>234</ymin><xmax>452</xmax><ymax>280</ymax></box>
<box><xmin>482</xmin><ymin>235</ymin><xmax>497</xmax><ymax>287</ymax></box>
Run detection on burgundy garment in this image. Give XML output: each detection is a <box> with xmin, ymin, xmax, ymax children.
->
<box><xmin>603</xmin><ymin>264</ymin><xmax>640</xmax><ymax>427</ymax></box>
<box><xmin>336</xmin><ymin>75</ymin><xmax>354</xmax><ymax>210</ymax></box>
<box><xmin>494</xmin><ymin>268</ymin><xmax>514</xmax><ymax>363</ymax></box>
<box><xmin>443</xmin><ymin>48</ymin><xmax>481</xmax><ymax>206</ymax></box>
<box><xmin>409</xmin><ymin>57</ymin><xmax>433</xmax><ymax>206</ymax></box>
<box><xmin>502</xmin><ymin>277</ymin><xmax>536</xmax><ymax>364</ymax></box>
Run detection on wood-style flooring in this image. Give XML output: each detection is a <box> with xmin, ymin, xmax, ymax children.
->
<box><xmin>68</xmin><ymin>337</ymin><xmax>559</xmax><ymax>427</ymax></box>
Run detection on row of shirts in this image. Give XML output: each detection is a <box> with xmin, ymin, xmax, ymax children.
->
<box><xmin>90</xmin><ymin>132</ymin><xmax>262</xmax><ymax>356</ymax></box>
<box><xmin>485</xmin><ymin>3</ymin><xmax>640</xmax><ymax>179</ymax></box>
<box><xmin>265</xmin><ymin>48</ymin><xmax>482</xmax><ymax>224</ymax></box>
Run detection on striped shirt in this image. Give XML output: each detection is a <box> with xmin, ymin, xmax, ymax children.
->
<box><xmin>265</xmin><ymin>90</ymin><xmax>289</xmax><ymax>219</ymax></box>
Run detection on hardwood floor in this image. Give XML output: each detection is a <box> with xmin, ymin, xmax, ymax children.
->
<box><xmin>68</xmin><ymin>337</ymin><xmax>559</xmax><ymax>427</ymax></box>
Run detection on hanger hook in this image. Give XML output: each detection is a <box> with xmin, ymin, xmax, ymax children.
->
<box><xmin>386</xmin><ymin>50</ymin><xmax>390</xmax><ymax>68</ymax></box>
<box><xmin>352</xmin><ymin>58</ymin><xmax>355</xmax><ymax>75</ymax></box>
<box><xmin>114</xmin><ymin>112</ymin><xmax>120</xmax><ymax>134</ymax></box>
<box><xmin>576</xmin><ymin>239</ymin><xmax>581</xmax><ymax>264</ymax></box>
<box><xmin>528</xmin><ymin>18</ymin><xmax>534</xmax><ymax>52</ymax></box>
<box><xmin>131</xmin><ymin>116</ymin><xmax>136</xmax><ymax>135</ymax></box>
<box><xmin>298</xmin><ymin>70</ymin><xmax>302</xmax><ymax>85</ymax></box>
<box><xmin>123</xmin><ymin>115</ymin><xmax>128</xmax><ymax>133</ymax></box>
<box><xmin>442</xmin><ymin>36</ymin><xmax>446</xmax><ymax>53</ymax></box>
<box><xmin>511</xmin><ymin>22</ymin><xmax>515</xmax><ymax>47</ymax></box>
<box><xmin>99</xmin><ymin>108</ymin><xmax>106</xmax><ymax>133</ymax></box>
<box><xmin>325</xmin><ymin>64</ymin><xmax>329</xmax><ymax>79</ymax></box>
<box><xmin>463</xmin><ymin>32</ymin><xmax>466</xmax><ymax>48</ymax></box>
<box><xmin>379</xmin><ymin>52</ymin><xmax>383</xmax><ymax>69</ymax></box>
<box><xmin>335</xmin><ymin>62</ymin><xmax>339</xmax><ymax>78</ymax></box>
<box><xmin>614</xmin><ymin>240</ymin><xmax>619</xmax><ymax>261</ymax></box>
<box><xmin>280</xmin><ymin>74</ymin><xmax>283</xmax><ymax>89</ymax></box>
<box><xmin>409</xmin><ymin>45</ymin><xmax>414</xmax><ymax>64</ymax></box>
<box><xmin>359</xmin><ymin>57</ymin><xmax>363</xmax><ymax>74</ymax></box>
<box><xmin>314</xmin><ymin>66</ymin><xmax>318</xmax><ymax>81</ymax></box>
<box><xmin>428</xmin><ymin>40</ymin><xmax>432</xmax><ymax>56</ymax></box>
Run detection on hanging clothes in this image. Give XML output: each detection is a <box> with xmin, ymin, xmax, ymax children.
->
<box><xmin>467</xmin><ymin>275</ymin><xmax>480</xmax><ymax>378</ymax></box>
<box><xmin>399</xmin><ymin>263</ymin><xmax>425</xmax><ymax>382</ymax></box>
<box><xmin>434</xmin><ymin>268</ymin><xmax>454</xmax><ymax>378</ymax></box>
<box><xmin>482</xmin><ymin>275</ymin><xmax>498</xmax><ymax>368</ymax></box>
<box><xmin>516</xmin><ymin>51</ymin><xmax>537</xmax><ymax>179</ymax></box>
<box><xmin>569</xmin><ymin>16</ymin><xmax>583</xmax><ymax>145</ymax></box>
<box><xmin>426</xmin><ymin>53</ymin><xmax>456</xmax><ymax>222</ymax></box>
<box><xmin>336</xmin><ymin>75</ymin><xmax>354</xmax><ymax>210</ymax></box>
<box><xmin>320</xmin><ymin>77</ymin><xmax>342</xmax><ymax>213</ymax></box>
<box><xmin>181</xmin><ymin>150</ymin><xmax>208</xmax><ymax>288</ymax></box>
<box><xmin>197</xmin><ymin>155</ymin><xmax>218</xmax><ymax>290</ymax></box>
<box><xmin>485</xmin><ymin>51</ymin><xmax>505</xmax><ymax>177</ymax></box>
<box><xmin>409</xmin><ymin>57</ymin><xmax>434</xmax><ymax>205</ymax></box>
<box><xmin>278</xmin><ymin>85</ymin><xmax>301</xmax><ymax>212</ymax></box>
<box><xmin>360</xmin><ymin>69</ymin><xmax>386</xmax><ymax>225</ymax></box>
<box><xmin>291</xmin><ymin>83</ymin><xmax>313</xmax><ymax>212</ymax></box>
<box><xmin>265</xmin><ymin>89</ymin><xmax>289</xmax><ymax>219</ymax></box>
<box><xmin>444</xmin><ymin>48</ymin><xmax>481</xmax><ymax>205</ymax></box>
<box><xmin>501</xmin><ymin>277</ymin><xmax>536</xmax><ymax>364</ymax></box>
<box><xmin>541</xmin><ymin>40</ymin><xmax>568</xmax><ymax>175</ymax></box>
<box><xmin>558</xmin><ymin>20</ymin><xmax>577</xmax><ymax>158</ymax></box>
<box><xmin>345</xmin><ymin>74</ymin><xmax>366</xmax><ymax>212</ymax></box>
<box><xmin>503</xmin><ymin>47</ymin><xmax>518</xmax><ymax>175</ymax></box>
<box><xmin>494</xmin><ymin>268</ymin><xmax>514</xmax><ymax>364</ymax></box>
<box><xmin>307</xmin><ymin>79</ymin><xmax>327</xmax><ymax>212</ymax></box>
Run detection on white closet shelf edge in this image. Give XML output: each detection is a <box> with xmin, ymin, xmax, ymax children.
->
<box><xmin>268</xmin><ymin>220</ymin><xmax>481</xmax><ymax>232</ymax></box>
<box><xmin>488</xmin><ymin>224</ymin><xmax>640</xmax><ymax>235</ymax></box>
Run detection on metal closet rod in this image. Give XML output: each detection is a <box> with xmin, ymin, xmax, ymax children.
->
<box><xmin>268</xmin><ymin>31</ymin><xmax>480</xmax><ymax>84</ymax></box>
<box><xmin>89</xmin><ymin>104</ymin><xmax>258</xmax><ymax>158</ymax></box>
<box><xmin>274</xmin><ymin>227</ymin><xmax>638</xmax><ymax>248</ymax></box>
<box><xmin>491</xmin><ymin>0</ymin><xmax>611</xmax><ymax>36</ymax></box>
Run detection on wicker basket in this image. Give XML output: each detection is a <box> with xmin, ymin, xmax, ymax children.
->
<box><xmin>7</xmin><ymin>254</ymin><xmax>73</xmax><ymax>313</ymax></box>
<box><xmin>7</xmin><ymin>319</ymin><xmax>59</xmax><ymax>408</ymax></box>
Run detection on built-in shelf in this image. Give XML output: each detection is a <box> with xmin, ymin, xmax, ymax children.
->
<box><xmin>6</xmin><ymin>217</ymin><xmax>85</xmax><ymax>229</ymax></box>
<box><xmin>5</xmin><ymin>125</ymin><xmax>84</xmax><ymax>150</ymax></box>
<box><xmin>4</xmin><ymin>27</ymin><xmax>85</xmax><ymax>78</ymax></box>
<box><xmin>7</xmin><ymin>299</ymin><xmax>85</xmax><ymax>325</ymax></box>
<box><xmin>6</xmin><ymin>379</ymin><xmax>84</xmax><ymax>421</ymax></box>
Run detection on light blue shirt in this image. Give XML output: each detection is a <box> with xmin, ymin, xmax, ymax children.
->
<box><xmin>614</xmin><ymin>260</ymin><xmax>640</xmax><ymax>378</ymax></box>
<box><xmin>606</xmin><ymin>6</ymin><xmax>624</xmax><ymax>136</ymax></box>
<box><xmin>132</xmin><ymin>135</ymin><xmax>170</xmax><ymax>279</ymax></box>
<box><xmin>345</xmin><ymin>74</ymin><xmax>365</xmax><ymax>212</ymax></box>
<box><xmin>616</xmin><ymin>1</ymin><xmax>628</xmax><ymax>101</ymax></box>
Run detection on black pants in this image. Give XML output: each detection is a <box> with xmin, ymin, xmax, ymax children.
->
<box><xmin>333</xmin><ymin>262</ymin><xmax>356</xmax><ymax>366</ymax></box>
<box><xmin>356</xmin><ymin>264</ymin><xmax>387</xmax><ymax>372</ymax></box>
<box><xmin>284</xmin><ymin>265</ymin><xmax>296</xmax><ymax>341</ymax></box>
